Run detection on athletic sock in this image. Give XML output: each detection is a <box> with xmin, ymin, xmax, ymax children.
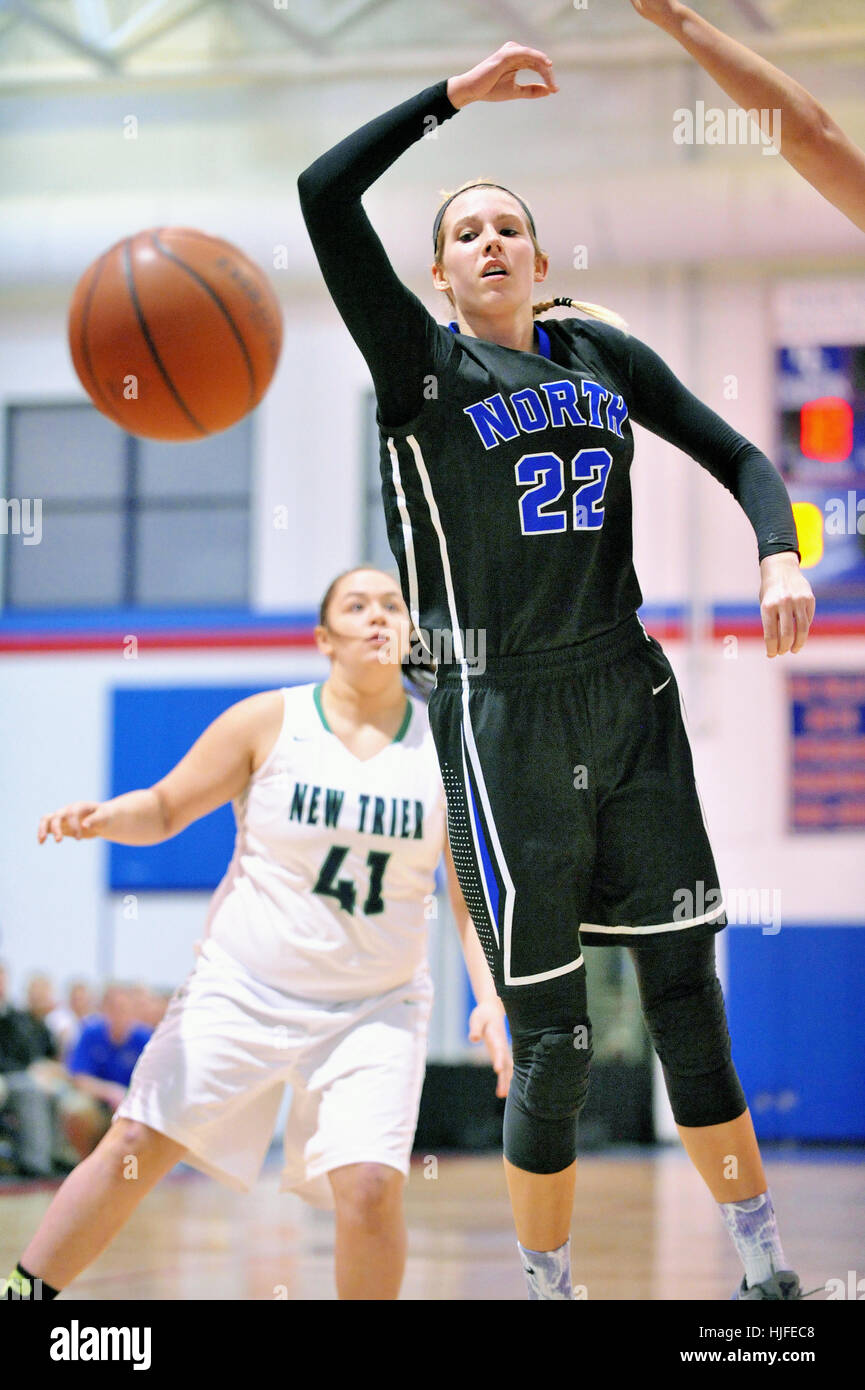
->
<box><xmin>1</xmin><ymin>1262</ymin><xmax>60</xmax><ymax>1300</ymax></box>
<box><xmin>517</xmin><ymin>1237</ymin><xmax>573</xmax><ymax>1300</ymax></box>
<box><xmin>718</xmin><ymin>1189</ymin><xmax>787</xmax><ymax>1288</ymax></box>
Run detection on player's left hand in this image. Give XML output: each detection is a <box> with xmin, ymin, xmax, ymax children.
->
<box><xmin>469</xmin><ymin>998</ymin><xmax>512</xmax><ymax>1098</ymax></box>
<box><xmin>759</xmin><ymin>551</ymin><xmax>815</xmax><ymax>656</ymax></box>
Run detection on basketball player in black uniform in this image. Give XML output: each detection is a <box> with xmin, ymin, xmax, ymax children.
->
<box><xmin>298</xmin><ymin>42</ymin><xmax>816</xmax><ymax>1300</ymax></box>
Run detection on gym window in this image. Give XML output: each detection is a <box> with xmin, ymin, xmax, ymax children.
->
<box><xmin>3</xmin><ymin>402</ymin><xmax>252</xmax><ymax>610</ymax></box>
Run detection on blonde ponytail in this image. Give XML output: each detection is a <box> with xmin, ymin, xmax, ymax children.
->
<box><xmin>532</xmin><ymin>296</ymin><xmax>629</xmax><ymax>333</ymax></box>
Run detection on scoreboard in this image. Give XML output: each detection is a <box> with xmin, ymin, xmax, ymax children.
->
<box><xmin>776</xmin><ymin>343</ymin><xmax>865</xmax><ymax>594</ymax></box>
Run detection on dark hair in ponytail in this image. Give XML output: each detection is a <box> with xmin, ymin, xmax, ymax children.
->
<box><xmin>318</xmin><ymin>565</ymin><xmax>436</xmax><ymax>702</ymax></box>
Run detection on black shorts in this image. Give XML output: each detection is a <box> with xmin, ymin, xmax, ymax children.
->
<box><xmin>429</xmin><ymin>613</ymin><xmax>726</xmax><ymax>992</ymax></box>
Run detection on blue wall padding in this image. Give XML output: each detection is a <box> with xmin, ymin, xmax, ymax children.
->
<box><xmin>727</xmin><ymin>925</ymin><xmax>865</xmax><ymax>1141</ymax></box>
<box><xmin>108</xmin><ymin>685</ymin><xmax>300</xmax><ymax>891</ymax></box>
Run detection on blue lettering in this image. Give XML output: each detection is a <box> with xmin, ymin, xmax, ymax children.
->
<box><xmin>580</xmin><ymin>379</ymin><xmax>610</xmax><ymax>428</ymax></box>
<box><xmin>510</xmin><ymin>388</ymin><xmax>547</xmax><ymax>433</ymax></box>
<box><xmin>540</xmin><ymin>379</ymin><xmax>585</xmax><ymax>429</ymax></box>
<box><xmin>606</xmin><ymin>392</ymin><xmax>628</xmax><ymax>438</ymax></box>
<box><xmin>464</xmin><ymin>393</ymin><xmax>519</xmax><ymax>450</ymax></box>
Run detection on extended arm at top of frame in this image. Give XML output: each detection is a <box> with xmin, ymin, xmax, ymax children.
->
<box><xmin>630</xmin><ymin>0</ymin><xmax>865</xmax><ymax>234</ymax></box>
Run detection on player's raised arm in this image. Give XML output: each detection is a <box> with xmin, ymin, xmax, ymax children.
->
<box><xmin>630</xmin><ymin>0</ymin><xmax>865</xmax><ymax>234</ymax></box>
<box><xmin>443</xmin><ymin>832</ymin><xmax>511</xmax><ymax>1098</ymax></box>
<box><xmin>37</xmin><ymin>691</ymin><xmax>281</xmax><ymax>847</ymax></box>
<box><xmin>297</xmin><ymin>80</ymin><xmax>457</xmax><ymax>427</ymax></box>
<box><xmin>297</xmin><ymin>43</ymin><xmax>557</xmax><ymax>426</ymax></box>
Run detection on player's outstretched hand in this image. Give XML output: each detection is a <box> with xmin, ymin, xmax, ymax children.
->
<box><xmin>759</xmin><ymin>552</ymin><xmax>816</xmax><ymax>657</ymax></box>
<box><xmin>447</xmin><ymin>42</ymin><xmax>558</xmax><ymax>110</ymax></box>
<box><xmin>469</xmin><ymin>998</ymin><xmax>513</xmax><ymax>1099</ymax></box>
<box><xmin>628</xmin><ymin>0</ymin><xmax>683</xmax><ymax>27</ymax></box>
<box><xmin>38</xmin><ymin>800</ymin><xmax>111</xmax><ymax>843</ymax></box>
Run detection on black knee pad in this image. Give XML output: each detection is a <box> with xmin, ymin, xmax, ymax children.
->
<box><xmin>502</xmin><ymin>983</ymin><xmax>593</xmax><ymax>1174</ymax></box>
<box><xmin>642</xmin><ymin>974</ymin><xmax>745</xmax><ymax>1127</ymax></box>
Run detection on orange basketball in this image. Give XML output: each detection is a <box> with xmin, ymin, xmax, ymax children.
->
<box><xmin>68</xmin><ymin>227</ymin><xmax>283</xmax><ymax>441</ymax></box>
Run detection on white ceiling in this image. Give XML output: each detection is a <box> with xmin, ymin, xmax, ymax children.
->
<box><xmin>1</xmin><ymin>0</ymin><xmax>863</xmax><ymax>289</ymax></box>
<box><xmin>0</xmin><ymin>0</ymin><xmax>864</xmax><ymax>92</ymax></box>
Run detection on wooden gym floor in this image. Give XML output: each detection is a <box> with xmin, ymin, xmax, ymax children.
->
<box><xmin>1</xmin><ymin>1145</ymin><xmax>862</xmax><ymax>1301</ymax></box>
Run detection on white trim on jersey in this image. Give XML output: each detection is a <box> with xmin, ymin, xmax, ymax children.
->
<box><xmin>397</xmin><ymin>432</ymin><xmax>585</xmax><ymax>987</ymax></box>
<box><xmin>387</xmin><ymin>436</ymin><xmax>433</xmax><ymax>663</ymax></box>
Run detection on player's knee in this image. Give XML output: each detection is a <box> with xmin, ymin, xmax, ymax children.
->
<box><xmin>641</xmin><ymin>975</ymin><xmax>746</xmax><ymax>1127</ymax></box>
<box><xmin>641</xmin><ymin>975</ymin><xmax>731</xmax><ymax>1077</ymax></box>
<box><xmin>513</xmin><ymin>1023</ymin><xmax>593</xmax><ymax>1120</ymax></box>
<box><xmin>331</xmin><ymin>1163</ymin><xmax>403</xmax><ymax>1229</ymax></box>
<box><xmin>101</xmin><ymin>1117</ymin><xmax>184</xmax><ymax>1166</ymax></box>
<box><xmin>504</xmin><ymin>1020</ymin><xmax>593</xmax><ymax>1174</ymax></box>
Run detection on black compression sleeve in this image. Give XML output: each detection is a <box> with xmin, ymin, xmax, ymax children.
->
<box><xmin>623</xmin><ymin>332</ymin><xmax>800</xmax><ymax>561</ymax></box>
<box><xmin>298</xmin><ymin>80</ymin><xmax>460</xmax><ymax>427</ymax></box>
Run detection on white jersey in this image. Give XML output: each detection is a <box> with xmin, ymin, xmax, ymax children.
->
<box><xmin>203</xmin><ymin>684</ymin><xmax>447</xmax><ymax>1001</ymax></box>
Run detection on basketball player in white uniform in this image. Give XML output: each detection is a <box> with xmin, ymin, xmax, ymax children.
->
<box><xmin>4</xmin><ymin>566</ymin><xmax>510</xmax><ymax>1302</ymax></box>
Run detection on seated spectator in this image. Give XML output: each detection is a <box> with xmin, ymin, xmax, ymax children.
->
<box><xmin>0</xmin><ymin>962</ymin><xmax>60</xmax><ymax>1178</ymax></box>
<box><xmin>22</xmin><ymin>975</ymin><xmax>61</xmax><ymax>1062</ymax></box>
<box><xmin>45</xmin><ymin>979</ymin><xmax>94</xmax><ymax>1058</ymax></box>
<box><xmin>130</xmin><ymin>983</ymin><xmax>173</xmax><ymax>1031</ymax></box>
<box><xmin>64</xmin><ymin>984</ymin><xmax>152</xmax><ymax>1157</ymax></box>
<box><xmin>150</xmin><ymin>989</ymin><xmax>173</xmax><ymax>1030</ymax></box>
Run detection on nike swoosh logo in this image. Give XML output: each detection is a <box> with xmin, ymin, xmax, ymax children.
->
<box><xmin>652</xmin><ymin>677</ymin><xmax>672</xmax><ymax>695</ymax></box>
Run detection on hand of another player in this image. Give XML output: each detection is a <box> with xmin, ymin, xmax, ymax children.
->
<box><xmin>628</xmin><ymin>0</ymin><xmax>686</xmax><ymax>28</ymax></box>
<box><xmin>447</xmin><ymin>42</ymin><xmax>558</xmax><ymax>110</ymax></box>
<box><xmin>759</xmin><ymin>552</ymin><xmax>816</xmax><ymax>657</ymax></box>
<box><xmin>38</xmin><ymin>800</ymin><xmax>112</xmax><ymax>843</ymax></box>
<box><xmin>469</xmin><ymin>998</ymin><xmax>512</xmax><ymax>1098</ymax></box>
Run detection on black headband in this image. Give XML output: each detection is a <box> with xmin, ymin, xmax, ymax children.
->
<box><xmin>432</xmin><ymin>183</ymin><xmax>537</xmax><ymax>252</ymax></box>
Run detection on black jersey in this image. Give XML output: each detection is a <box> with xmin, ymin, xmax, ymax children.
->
<box><xmin>299</xmin><ymin>79</ymin><xmax>800</xmax><ymax>660</ymax></box>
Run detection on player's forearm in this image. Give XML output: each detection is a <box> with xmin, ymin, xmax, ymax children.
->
<box><xmin>731</xmin><ymin>446</ymin><xmax>801</xmax><ymax>563</ymax></box>
<box><xmin>452</xmin><ymin>904</ymin><xmax>499</xmax><ymax>1006</ymax></box>
<box><xmin>298</xmin><ymin>80</ymin><xmax>458</xmax><ymax>426</ymax></box>
<box><xmin>626</xmin><ymin>334</ymin><xmax>800</xmax><ymax>561</ymax></box>
<box><xmin>297</xmin><ymin>79</ymin><xmax>458</xmax><ymax>216</ymax></box>
<box><xmin>651</xmin><ymin>3</ymin><xmax>828</xmax><ymax>153</ymax></box>
<box><xmin>94</xmin><ymin>789</ymin><xmax>171</xmax><ymax>845</ymax></box>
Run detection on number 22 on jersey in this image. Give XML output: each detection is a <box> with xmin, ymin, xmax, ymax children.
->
<box><xmin>515</xmin><ymin>446</ymin><xmax>612</xmax><ymax>534</ymax></box>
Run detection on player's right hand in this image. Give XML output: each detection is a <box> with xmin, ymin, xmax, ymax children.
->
<box><xmin>447</xmin><ymin>42</ymin><xmax>558</xmax><ymax>110</ymax></box>
<box><xmin>38</xmin><ymin>801</ymin><xmax>110</xmax><ymax>843</ymax></box>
